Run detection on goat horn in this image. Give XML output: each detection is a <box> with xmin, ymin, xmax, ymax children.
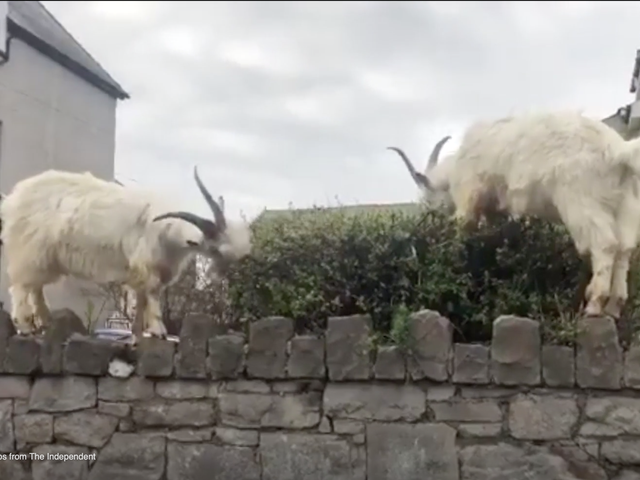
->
<box><xmin>387</xmin><ymin>147</ymin><xmax>433</xmax><ymax>191</ymax></box>
<box><xmin>152</xmin><ymin>211</ymin><xmax>218</xmax><ymax>239</ymax></box>
<box><xmin>427</xmin><ymin>135</ymin><xmax>451</xmax><ymax>170</ymax></box>
<box><xmin>193</xmin><ymin>166</ymin><xmax>226</xmax><ymax>230</ymax></box>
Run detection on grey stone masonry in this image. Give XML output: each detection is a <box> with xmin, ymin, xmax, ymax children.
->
<box><xmin>3</xmin><ymin>309</ymin><xmax>640</xmax><ymax>478</ymax></box>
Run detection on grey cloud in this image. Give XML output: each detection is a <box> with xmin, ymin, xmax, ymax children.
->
<box><xmin>43</xmin><ymin>1</ymin><xmax>640</xmax><ymax>219</ymax></box>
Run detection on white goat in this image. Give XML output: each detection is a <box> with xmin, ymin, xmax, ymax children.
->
<box><xmin>0</xmin><ymin>167</ymin><xmax>252</xmax><ymax>338</ymax></box>
<box><xmin>388</xmin><ymin>110</ymin><xmax>640</xmax><ymax>319</ymax></box>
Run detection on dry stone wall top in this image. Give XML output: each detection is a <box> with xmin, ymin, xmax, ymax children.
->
<box><xmin>0</xmin><ymin>308</ymin><xmax>639</xmax><ymax>479</ymax></box>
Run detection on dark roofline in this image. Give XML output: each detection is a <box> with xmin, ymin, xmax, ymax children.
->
<box><xmin>632</xmin><ymin>49</ymin><xmax>640</xmax><ymax>94</ymax></box>
<box><xmin>7</xmin><ymin>18</ymin><xmax>129</xmax><ymax>100</ymax></box>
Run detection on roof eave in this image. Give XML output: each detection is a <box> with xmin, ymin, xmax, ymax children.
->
<box><xmin>7</xmin><ymin>19</ymin><xmax>130</xmax><ymax>100</ymax></box>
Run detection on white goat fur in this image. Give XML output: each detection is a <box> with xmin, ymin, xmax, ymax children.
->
<box><xmin>0</xmin><ymin>169</ymin><xmax>252</xmax><ymax>337</ymax></box>
<box><xmin>393</xmin><ymin>110</ymin><xmax>640</xmax><ymax>318</ymax></box>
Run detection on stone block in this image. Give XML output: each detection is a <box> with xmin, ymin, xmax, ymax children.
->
<box><xmin>491</xmin><ymin>315</ymin><xmax>541</xmax><ymax>385</ymax></box>
<box><xmin>326</xmin><ymin>314</ymin><xmax>371</xmax><ymax>381</ymax></box>
<box><xmin>218</xmin><ymin>392</ymin><xmax>321</xmax><ymax>429</ymax></box>
<box><xmin>132</xmin><ymin>399</ymin><xmax>215</xmax><ymax>427</ymax></box>
<box><xmin>261</xmin><ymin>433</ymin><xmax>362</xmax><ymax>480</ymax></box>
<box><xmin>176</xmin><ymin>313</ymin><xmax>219</xmax><ymax>379</ymax></box>
<box><xmin>319</xmin><ymin>416</ymin><xmax>331</xmax><ymax>433</ymax></box>
<box><xmin>576</xmin><ymin>316</ymin><xmax>622</xmax><ymax>389</ymax></box>
<box><xmin>118</xmin><ymin>418</ymin><xmax>135</xmax><ymax>432</ymax></box>
<box><xmin>215</xmin><ymin>427</ymin><xmax>259</xmax><ymax>446</ymax></box>
<box><xmin>367</xmin><ymin>423</ymin><xmax>459</xmax><ymax>480</ymax></box>
<box><xmin>601</xmin><ymin>439</ymin><xmax>640</xmax><ymax>465</ymax></box>
<box><xmin>98</xmin><ymin>401</ymin><xmax>131</xmax><ymax>418</ymax></box>
<box><xmin>54</xmin><ymin>411</ymin><xmax>118</xmax><ymax>448</ymax></box>
<box><xmin>508</xmin><ymin>393</ymin><xmax>578</xmax><ymax>440</ymax></box>
<box><xmin>459</xmin><ymin>387</ymin><xmax>514</xmax><ymax>398</ymax></box>
<box><xmin>246</xmin><ymin>316</ymin><xmax>293</xmax><ymax>379</ymax></box>
<box><xmin>167</xmin><ymin>428</ymin><xmax>214</xmax><ymax>442</ymax></box>
<box><xmin>460</xmin><ymin>443</ymin><xmax>589</xmax><ymax>480</ymax></box>
<box><xmin>427</xmin><ymin>386</ymin><xmax>456</xmax><ymax>401</ymax></box>
<box><xmin>548</xmin><ymin>443</ymin><xmax>606</xmax><ymax>480</ymax></box>
<box><xmin>582</xmin><ymin>396</ymin><xmax>640</xmax><ymax>436</ymax></box>
<box><xmin>453</xmin><ymin>343</ymin><xmax>489</xmax><ymax>384</ymax></box>
<box><xmin>614</xmin><ymin>471</ymin><xmax>640</xmax><ymax>480</ymax></box>
<box><xmin>3</xmin><ymin>335</ymin><xmax>41</xmax><ymax>374</ymax></box>
<box><xmin>624</xmin><ymin>345</ymin><xmax>640</xmax><ymax>389</ymax></box>
<box><xmin>98</xmin><ymin>376</ymin><xmax>154</xmax><ymax>402</ymax></box>
<box><xmin>0</xmin><ymin>460</ymin><xmax>30</xmax><ymax>480</ymax></box>
<box><xmin>407</xmin><ymin>310</ymin><xmax>453</xmax><ymax>381</ymax></box>
<box><xmin>13</xmin><ymin>399</ymin><xmax>28</xmax><ymax>414</ymax></box>
<box><xmin>222</xmin><ymin>380</ymin><xmax>270</xmax><ymax>394</ymax></box>
<box><xmin>542</xmin><ymin>345</ymin><xmax>574</xmax><ymax>387</ymax></box>
<box><xmin>32</xmin><ymin>444</ymin><xmax>90</xmax><ymax>480</ymax></box>
<box><xmin>323</xmin><ymin>383</ymin><xmax>425</xmax><ymax>422</ymax></box>
<box><xmin>88</xmin><ymin>433</ymin><xmax>166</xmax><ymax>480</ymax></box>
<box><xmin>373</xmin><ymin>345</ymin><xmax>405</xmax><ymax>380</ymax></box>
<box><xmin>63</xmin><ymin>334</ymin><xmax>122</xmax><ymax>376</ymax></box>
<box><xmin>156</xmin><ymin>380</ymin><xmax>209</xmax><ymax>399</ymax></box>
<box><xmin>208</xmin><ymin>334</ymin><xmax>245</xmax><ymax>379</ymax></box>
<box><xmin>287</xmin><ymin>335</ymin><xmax>325</xmax><ymax>379</ymax></box>
<box><xmin>14</xmin><ymin>413</ymin><xmax>53</xmax><ymax>449</ymax></box>
<box><xmin>40</xmin><ymin>308</ymin><xmax>88</xmax><ymax>374</ymax></box>
<box><xmin>430</xmin><ymin>399</ymin><xmax>502</xmax><ymax>422</ymax></box>
<box><xmin>137</xmin><ymin>337</ymin><xmax>175</xmax><ymax>377</ymax></box>
<box><xmin>29</xmin><ymin>376</ymin><xmax>96</xmax><ymax>412</ymax></box>
<box><xmin>0</xmin><ymin>375</ymin><xmax>31</xmax><ymax>398</ymax></box>
<box><xmin>270</xmin><ymin>381</ymin><xmax>312</xmax><ymax>393</ymax></box>
<box><xmin>457</xmin><ymin>423</ymin><xmax>502</xmax><ymax>437</ymax></box>
<box><xmin>333</xmin><ymin>419</ymin><xmax>365</xmax><ymax>434</ymax></box>
<box><xmin>167</xmin><ymin>442</ymin><xmax>260</xmax><ymax>480</ymax></box>
<box><xmin>0</xmin><ymin>400</ymin><xmax>14</xmax><ymax>452</ymax></box>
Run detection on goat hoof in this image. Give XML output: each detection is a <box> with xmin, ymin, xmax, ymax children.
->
<box><xmin>581</xmin><ymin>310</ymin><xmax>615</xmax><ymax>321</ymax></box>
<box><xmin>603</xmin><ymin>298</ymin><xmax>624</xmax><ymax>320</ymax></box>
<box><xmin>144</xmin><ymin>323</ymin><xmax>168</xmax><ymax>340</ymax></box>
<box><xmin>33</xmin><ymin>324</ymin><xmax>46</xmax><ymax>336</ymax></box>
<box><xmin>12</xmin><ymin>322</ymin><xmax>35</xmax><ymax>336</ymax></box>
<box><xmin>16</xmin><ymin>329</ymin><xmax>35</xmax><ymax>337</ymax></box>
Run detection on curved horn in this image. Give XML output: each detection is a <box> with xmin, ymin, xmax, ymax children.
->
<box><xmin>427</xmin><ymin>135</ymin><xmax>451</xmax><ymax>170</ymax></box>
<box><xmin>153</xmin><ymin>211</ymin><xmax>218</xmax><ymax>239</ymax></box>
<box><xmin>194</xmin><ymin>167</ymin><xmax>226</xmax><ymax>230</ymax></box>
<box><xmin>387</xmin><ymin>147</ymin><xmax>432</xmax><ymax>190</ymax></box>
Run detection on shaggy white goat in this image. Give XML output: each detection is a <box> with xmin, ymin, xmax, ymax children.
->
<box><xmin>0</xmin><ymin>167</ymin><xmax>252</xmax><ymax>338</ymax></box>
<box><xmin>388</xmin><ymin>110</ymin><xmax>640</xmax><ymax>319</ymax></box>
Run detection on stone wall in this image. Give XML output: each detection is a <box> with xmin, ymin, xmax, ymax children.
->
<box><xmin>1</xmin><ymin>308</ymin><xmax>640</xmax><ymax>479</ymax></box>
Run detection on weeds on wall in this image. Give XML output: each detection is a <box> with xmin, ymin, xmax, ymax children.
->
<box><xmin>227</xmin><ymin>205</ymin><xmax>640</xmax><ymax>346</ymax></box>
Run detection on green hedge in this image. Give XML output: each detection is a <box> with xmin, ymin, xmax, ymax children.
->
<box><xmin>228</xmin><ymin>206</ymin><xmax>640</xmax><ymax>345</ymax></box>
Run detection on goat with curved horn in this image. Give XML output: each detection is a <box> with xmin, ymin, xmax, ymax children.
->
<box><xmin>0</xmin><ymin>166</ymin><xmax>252</xmax><ymax>340</ymax></box>
<box><xmin>387</xmin><ymin>135</ymin><xmax>452</xmax><ymax>192</ymax></box>
<box><xmin>151</xmin><ymin>166</ymin><xmax>227</xmax><ymax>238</ymax></box>
<box><xmin>194</xmin><ymin>166</ymin><xmax>226</xmax><ymax>229</ymax></box>
<box><xmin>387</xmin><ymin>147</ymin><xmax>432</xmax><ymax>190</ymax></box>
<box><xmin>428</xmin><ymin>135</ymin><xmax>452</xmax><ymax>169</ymax></box>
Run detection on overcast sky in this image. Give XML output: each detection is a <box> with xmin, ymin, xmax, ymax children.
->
<box><xmin>42</xmin><ymin>1</ymin><xmax>640</xmax><ymax>222</ymax></box>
